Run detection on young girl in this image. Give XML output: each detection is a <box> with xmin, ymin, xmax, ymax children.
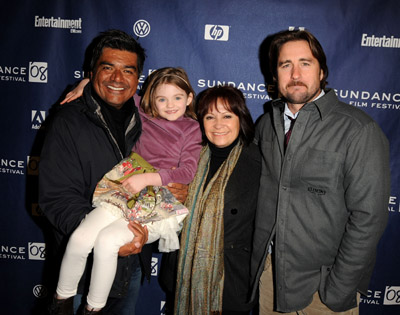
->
<box><xmin>54</xmin><ymin>67</ymin><xmax>202</xmax><ymax>313</ymax></box>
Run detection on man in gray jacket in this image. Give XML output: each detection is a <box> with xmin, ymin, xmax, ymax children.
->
<box><xmin>251</xmin><ymin>29</ymin><xmax>391</xmax><ymax>314</ymax></box>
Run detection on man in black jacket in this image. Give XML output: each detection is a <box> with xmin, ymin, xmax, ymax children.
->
<box><xmin>39</xmin><ymin>29</ymin><xmax>150</xmax><ymax>315</ymax></box>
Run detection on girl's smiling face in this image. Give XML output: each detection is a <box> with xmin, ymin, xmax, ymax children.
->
<box><xmin>153</xmin><ymin>83</ymin><xmax>193</xmax><ymax>121</ymax></box>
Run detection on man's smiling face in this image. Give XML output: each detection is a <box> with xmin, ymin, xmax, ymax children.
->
<box><xmin>91</xmin><ymin>47</ymin><xmax>139</xmax><ymax>109</ymax></box>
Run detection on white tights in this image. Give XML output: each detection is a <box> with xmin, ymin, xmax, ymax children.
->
<box><xmin>56</xmin><ymin>206</ymin><xmax>133</xmax><ymax>309</ymax></box>
<box><xmin>56</xmin><ymin>204</ymin><xmax>184</xmax><ymax>309</ymax></box>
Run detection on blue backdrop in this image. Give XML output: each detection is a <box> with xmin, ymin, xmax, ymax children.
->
<box><xmin>1</xmin><ymin>1</ymin><xmax>399</xmax><ymax>314</ymax></box>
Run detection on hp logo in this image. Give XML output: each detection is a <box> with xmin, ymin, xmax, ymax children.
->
<box><xmin>204</xmin><ymin>24</ymin><xmax>230</xmax><ymax>41</ymax></box>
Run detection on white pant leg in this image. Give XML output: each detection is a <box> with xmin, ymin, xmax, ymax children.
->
<box><xmin>87</xmin><ymin>218</ymin><xmax>134</xmax><ymax>309</ymax></box>
<box><xmin>56</xmin><ymin>206</ymin><xmax>120</xmax><ymax>299</ymax></box>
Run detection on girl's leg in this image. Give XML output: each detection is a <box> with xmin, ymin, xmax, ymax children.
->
<box><xmin>56</xmin><ymin>207</ymin><xmax>118</xmax><ymax>299</ymax></box>
<box><xmin>86</xmin><ymin>218</ymin><xmax>134</xmax><ymax>309</ymax></box>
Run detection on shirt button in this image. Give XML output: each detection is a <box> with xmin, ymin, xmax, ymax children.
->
<box><xmin>282</xmin><ymin>186</ymin><xmax>287</xmax><ymax>190</ymax></box>
<box><xmin>231</xmin><ymin>208</ymin><xmax>238</xmax><ymax>215</ymax></box>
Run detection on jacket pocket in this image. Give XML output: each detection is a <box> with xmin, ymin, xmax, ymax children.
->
<box><xmin>300</xmin><ymin>148</ymin><xmax>344</xmax><ymax>189</ymax></box>
<box><xmin>319</xmin><ymin>265</ymin><xmax>358</xmax><ymax>312</ymax></box>
<box><xmin>224</xmin><ymin>242</ymin><xmax>252</xmax><ymax>300</ymax></box>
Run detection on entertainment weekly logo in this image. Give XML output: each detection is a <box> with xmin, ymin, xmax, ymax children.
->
<box><xmin>334</xmin><ymin>89</ymin><xmax>400</xmax><ymax>111</ymax></box>
<box><xmin>361</xmin><ymin>33</ymin><xmax>400</xmax><ymax>48</ymax></box>
<box><xmin>34</xmin><ymin>15</ymin><xmax>82</xmax><ymax>33</ymax></box>
<box><xmin>0</xmin><ymin>62</ymin><xmax>48</xmax><ymax>83</ymax></box>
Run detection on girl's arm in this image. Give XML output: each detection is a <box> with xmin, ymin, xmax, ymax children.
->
<box><xmin>121</xmin><ymin>172</ymin><xmax>162</xmax><ymax>195</ymax></box>
<box><xmin>60</xmin><ymin>78</ymin><xmax>90</xmax><ymax>104</ymax></box>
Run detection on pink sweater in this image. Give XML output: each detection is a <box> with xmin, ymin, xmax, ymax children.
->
<box><xmin>133</xmin><ymin>108</ymin><xmax>202</xmax><ymax>185</ymax></box>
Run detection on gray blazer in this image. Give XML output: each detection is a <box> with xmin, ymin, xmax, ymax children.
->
<box><xmin>251</xmin><ymin>89</ymin><xmax>390</xmax><ymax>312</ymax></box>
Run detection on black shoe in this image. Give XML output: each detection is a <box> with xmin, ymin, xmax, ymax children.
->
<box><xmin>81</xmin><ymin>306</ymin><xmax>102</xmax><ymax>315</ymax></box>
<box><xmin>48</xmin><ymin>296</ymin><xmax>74</xmax><ymax>315</ymax></box>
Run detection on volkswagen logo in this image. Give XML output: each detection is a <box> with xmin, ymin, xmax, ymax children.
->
<box><xmin>133</xmin><ymin>20</ymin><xmax>151</xmax><ymax>38</ymax></box>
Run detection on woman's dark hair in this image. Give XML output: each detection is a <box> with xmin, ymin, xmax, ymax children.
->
<box><xmin>269</xmin><ymin>29</ymin><xmax>329</xmax><ymax>89</ymax></box>
<box><xmin>88</xmin><ymin>29</ymin><xmax>146</xmax><ymax>76</ymax></box>
<box><xmin>196</xmin><ymin>85</ymin><xmax>255</xmax><ymax>146</ymax></box>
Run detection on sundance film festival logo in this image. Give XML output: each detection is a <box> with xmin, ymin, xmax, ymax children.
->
<box><xmin>27</xmin><ymin>156</ymin><xmax>40</xmax><ymax>176</ymax></box>
<box><xmin>29</xmin><ymin>62</ymin><xmax>48</xmax><ymax>83</ymax></box>
<box><xmin>0</xmin><ymin>242</ymin><xmax>45</xmax><ymax>260</ymax></box>
<box><xmin>28</xmin><ymin>242</ymin><xmax>46</xmax><ymax>260</ymax></box>
<box><xmin>151</xmin><ymin>257</ymin><xmax>159</xmax><ymax>276</ymax></box>
<box><xmin>388</xmin><ymin>196</ymin><xmax>400</xmax><ymax>213</ymax></box>
<box><xmin>133</xmin><ymin>20</ymin><xmax>150</xmax><ymax>38</ymax></box>
<box><xmin>0</xmin><ymin>158</ymin><xmax>25</xmax><ymax>175</ymax></box>
<box><xmin>0</xmin><ymin>245</ymin><xmax>26</xmax><ymax>260</ymax></box>
<box><xmin>204</xmin><ymin>24</ymin><xmax>230</xmax><ymax>41</ymax></box>
<box><xmin>32</xmin><ymin>110</ymin><xmax>46</xmax><ymax>129</ymax></box>
<box><xmin>0</xmin><ymin>62</ymin><xmax>47</xmax><ymax>83</ymax></box>
<box><xmin>384</xmin><ymin>286</ymin><xmax>400</xmax><ymax>305</ymax></box>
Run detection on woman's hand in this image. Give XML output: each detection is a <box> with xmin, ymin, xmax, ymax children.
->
<box><xmin>60</xmin><ymin>78</ymin><xmax>90</xmax><ymax>104</ymax></box>
<box><xmin>118</xmin><ymin>221</ymin><xmax>148</xmax><ymax>256</ymax></box>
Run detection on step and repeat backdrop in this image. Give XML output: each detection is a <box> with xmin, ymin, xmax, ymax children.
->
<box><xmin>1</xmin><ymin>1</ymin><xmax>399</xmax><ymax>314</ymax></box>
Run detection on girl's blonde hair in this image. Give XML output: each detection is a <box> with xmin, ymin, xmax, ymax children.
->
<box><xmin>141</xmin><ymin>67</ymin><xmax>196</xmax><ymax>120</ymax></box>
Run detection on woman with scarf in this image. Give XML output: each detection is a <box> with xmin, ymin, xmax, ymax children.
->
<box><xmin>174</xmin><ymin>86</ymin><xmax>261</xmax><ymax>314</ymax></box>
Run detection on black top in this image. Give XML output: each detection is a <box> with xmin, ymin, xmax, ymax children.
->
<box><xmin>205</xmin><ymin>137</ymin><xmax>239</xmax><ymax>186</ymax></box>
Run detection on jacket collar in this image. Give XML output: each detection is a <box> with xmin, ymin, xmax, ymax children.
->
<box><xmin>272</xmin><ymin>88</ymin><xmax>339</xmax><ymax>121</ymax></box>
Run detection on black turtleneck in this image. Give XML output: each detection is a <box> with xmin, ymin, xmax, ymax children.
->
<box><xmin>205</xmin><ymin>137</ymin><xmax>240</xmax><ymax>187</ymax></box>
<box><xmin>91</xmin><ymin>87</ymin><xmax>135</xmax><ymax>155</ymax></box>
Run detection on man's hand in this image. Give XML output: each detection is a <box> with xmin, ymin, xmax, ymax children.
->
<box><xmin>118</xmin><ymin>221</ymin><xmax>149</xmax><ymax>256</ymax></box>
<box><xmin>168</xmin><ymin>182</ymin><xmax>189</xmax><ymax>203</ymax></box>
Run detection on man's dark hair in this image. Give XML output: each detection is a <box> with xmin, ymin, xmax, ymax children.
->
<box><xmin>269</xmin><ymin>29</ymin><xmax>329</xmax><ymax>89</ymax></box>
<box><xmin>89</xmin><ymin>29</ymin><xmax>146</xmax><ymax>75</ymax></box>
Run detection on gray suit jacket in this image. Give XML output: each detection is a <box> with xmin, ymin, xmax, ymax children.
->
<box><xmin>251</xmin><ymin>89</ymin><xmax>390</xmax><ymax>312</ymax></box>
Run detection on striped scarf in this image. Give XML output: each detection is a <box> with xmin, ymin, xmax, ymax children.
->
<box><xmin>174</xmin><ymin>142</ymin><xmax>243</xmax><ymax>314</ymax></box>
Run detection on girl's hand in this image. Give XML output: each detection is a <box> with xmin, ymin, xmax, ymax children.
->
<box><xmin>60</xmin><ymin>78</ymin><xmax>90</xmax><ymax>104</ymax></box>
<box><xmin>122</xmin><ymin>173</ymin><xmax>162</xmax><ymax>195</ymax></box>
